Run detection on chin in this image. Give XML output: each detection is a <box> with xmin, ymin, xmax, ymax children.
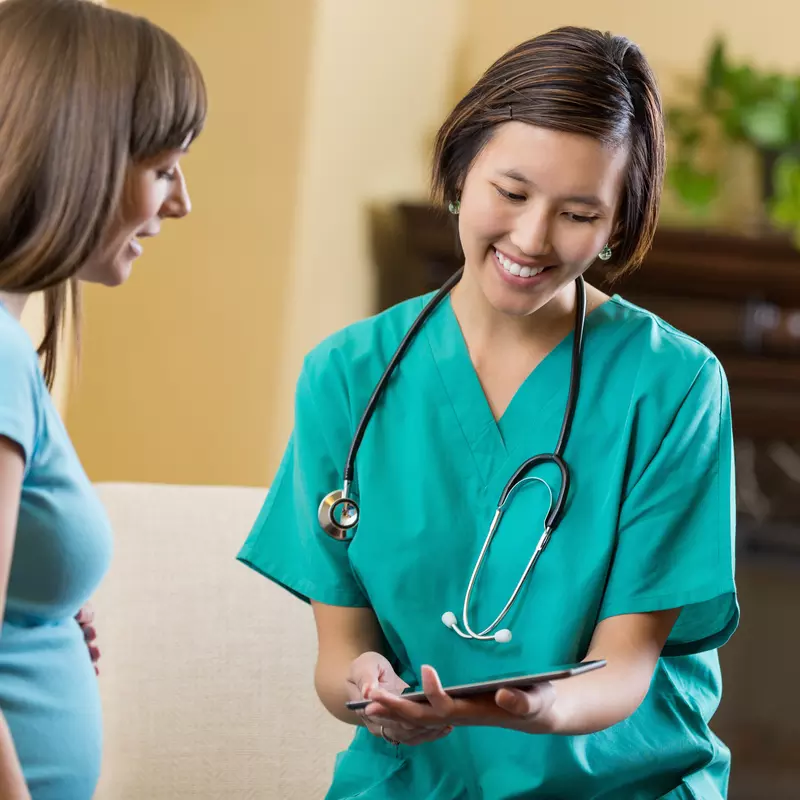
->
<box><xmin>98</xmin><ymin>259</ymin><xmax>134</xmax><ymax>288</ymax></box>
<box><xmin>481</xmin><ymin>274</ymin><xmax>549</xmax><ymax>318</ymax></box>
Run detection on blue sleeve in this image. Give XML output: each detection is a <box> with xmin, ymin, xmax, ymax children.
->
<box><xmin>0</xmin><ymin>325</ymin><xmax>40</xmax><ymax>467</ymax></box>
<box><xmin>236</xmin><ymin>356</ymin><xmax>369</xmax><ymax>607</ymax></box>
<box><xmin>598</xmin><ymin>358</ymin><xmax>738</xmax><ymax>657</ymax></box>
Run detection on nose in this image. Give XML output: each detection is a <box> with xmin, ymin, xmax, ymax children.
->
<box><xmin>161</xmin><ymin>164</ymin><xmax>192</xmax><ymax>220</ymax></box>
<box><xmin>509</xmin><ymin>202</ymin><xmax>553</xmax><ymax>257</ymax></box>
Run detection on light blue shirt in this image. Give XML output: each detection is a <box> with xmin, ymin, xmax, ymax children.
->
<box><xmin>0</xmin><ymin>301</ymin><xmax>113</xmax><ymax>800</ymax></box>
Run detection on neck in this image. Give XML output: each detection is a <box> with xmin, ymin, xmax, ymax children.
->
<box><xmin>0</xmin><ymin>291</ymin><xmax>29</xmax><ymax>321</ymax></box>
<box><xmin>450</xmin><ymin>268</ymin><xmax>578</xmax><ymax>349</ymax></box>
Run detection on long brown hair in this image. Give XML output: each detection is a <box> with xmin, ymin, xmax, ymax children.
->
<box><xmin>0</xmin><ymin>0</ymin><xmax>207</xmax><ymax>387</ymax></box>
<box><xmin>432</xmin><ymin>26</ymin><xmax>665</xmax><ymax>280</ymax></box>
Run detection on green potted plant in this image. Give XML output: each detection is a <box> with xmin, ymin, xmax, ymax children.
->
<box><xmin>667</xmin><ymin>38</ymin><xmax>800</xmax><ymax>245</ymax></box>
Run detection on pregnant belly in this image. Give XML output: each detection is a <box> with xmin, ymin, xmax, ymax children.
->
<box><xmin>0</xmin><ymin>618</ymin><xmax>102</xmax><ymax>800</ymax></box>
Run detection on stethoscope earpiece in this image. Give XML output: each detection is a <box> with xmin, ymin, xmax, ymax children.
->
<box><xmin>441</xmin><ymin>611</ymin><xmax>512</xmax><ymax>643</ymax></box>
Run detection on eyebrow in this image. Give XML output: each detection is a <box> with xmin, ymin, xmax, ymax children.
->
<box><xmin>498</xmin><ymin>169</ymin><xmax>605</xmax><ymax>208</ymax></box>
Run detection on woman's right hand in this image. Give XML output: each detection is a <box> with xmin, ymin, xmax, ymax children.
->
<box><xmin>345</xmin><ymin>652</ymin><xmax>453</xmax><ymax>747</ymax></box>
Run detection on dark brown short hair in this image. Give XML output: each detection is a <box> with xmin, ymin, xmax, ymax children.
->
<box><xmin>432</xmin><ymin>26</ymin><xmax>664</xmax><ymax>280</ymax></box>
<box><xmin>0</xmin><ymin>0</ymin><xmax>207</xmax><ymax>387</ymax></box>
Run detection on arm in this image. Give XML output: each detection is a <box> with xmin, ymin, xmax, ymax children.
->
<box><xmin>364</xmin><ymin>607</ymin><xmax>680</xmax><ymax>737</ymax></box>
<box><xmin>509</xmin><ymin>607</ymin><xmax>681</xmax><ymax>735</ymax></box>
<box><xmin>311</xmin><ymin>601</ymin><xmax>388</xmax><ymax>725</ymax></box>
<box><xmin>0</xmin><ymin>437</ymin><xmax>32</xmax><ymax>799</ymax></box>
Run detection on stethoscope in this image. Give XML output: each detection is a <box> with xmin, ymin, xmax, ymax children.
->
<box><xmin>317</xmin><ymin>268</ymin><xmax>587</xmax><ymax>643</ymax></box>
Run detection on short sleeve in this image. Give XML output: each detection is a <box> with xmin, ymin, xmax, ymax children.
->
<box><xmin>598</xmin><ymin>358</ymin><xmax>738</xmax><ymax>657</ymax></box>
<box><xmin>236</xmin><ymin>358</ymin><xmax>369</xmax><ymax>607</ymax></box>
<box><xmin>0</xmin><ymin>327</ymin><xmax>40</xmax><ymax>466</ymax></box>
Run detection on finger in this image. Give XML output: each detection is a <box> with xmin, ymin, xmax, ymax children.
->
<box><xmin>89</xmin><ymin>646</ymin><xmax>101</xmax><ymax>663</ymax></box>
<box><xmin>363</xmin><ymin>714</ymin><xmax>417</xmax><ymax>733</ymax></box>
<box><xmin>76</xmin><ymin>606</ymin><xmax>95</xmax><ymax>625</ymax></box>
<box><xmin>364</xmin><ymin>699</ymin><xmax>445</xmax><ymax>732</ymax></box>
<box><xmin>495</xmin><ymin>683</ymin><xmax>552</xmax><ymax>718</ymax></box>
<box><xmin>366</xmin><ymin>691</ymin><xmax>442</xmax><ymax>727</ymax></box>
<box><xmin>83</xmin><ymin>626</ymin><xmax>97</xmax><ymax>643</ymax></box>
<box><xmin>420</xmin><ymin>665</ymin><xmax>454</xmax><ymax>717</ymax></box>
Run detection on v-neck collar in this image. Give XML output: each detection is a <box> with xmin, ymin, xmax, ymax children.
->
<box><xmin>423</xmin><ymin>293</ymin><xmax>615</xmax><ymax>488</ymax></box>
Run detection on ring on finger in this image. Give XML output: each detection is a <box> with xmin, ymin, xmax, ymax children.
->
<box><xmin>380</xmin><ymin>725</ymin><xmax>401</xmax><ymax>746</ymax></box>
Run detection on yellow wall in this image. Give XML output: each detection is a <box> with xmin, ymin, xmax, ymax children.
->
<box><xmin>269</xmin><ymin>0</ymin><xmax>465</xmax><ymax>462</ymax></box>
<box><xmin>66</xmin><ymin>0</ymin><xmax>467</xmax><ymax>485</ymax></box>
<box><xmin>66</xmin><ymin>0</ymin><xmax>316</xmax><ymax>486</ymax></box>
<box><xmin>464</xmin><ymin>0</ymin><xmax>800</xmax><ymax>90</ymax></box>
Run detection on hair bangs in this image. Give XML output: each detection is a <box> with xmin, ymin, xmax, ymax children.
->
<box><xmin>130</xmin><ymin>19</ymin><xmax>207</xmax><ymax>161</ymax></box>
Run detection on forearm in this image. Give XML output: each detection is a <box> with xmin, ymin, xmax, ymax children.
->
<box><xmin>542</xmin><ymin>658</ymin><xmax>652</xmax><ymax>735</ymax></box>
<box><xmin>527</xmin><ymin>609</ymin><xmax>680</xmax><ymax>736</ymax></box>
<box><xmin>311</xmin><ymin>602</ymin><xmax>390</xmax><ymax>726</ymax></box>
<box><xmin>0</xmin><ymin>712</ymin><xmax>30</xmax><ymax>800</ymax></box>
<box><xmin>314</xmin><ymin>652</ymin><xmax>366</xmax><ymax>726</ymax></box>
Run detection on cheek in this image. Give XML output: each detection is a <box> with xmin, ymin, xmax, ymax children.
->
<box><xmin>553</xmin><ymin>222</ymin><xmax>611</xmax><ymax>266</ymax></box>
<box><xmin>120</xmin><ymin>181</ymin><xmax>163</xmax><ymax>230</ymax></box>
<box><xmin>459</xmin><ymin>190</ymin><xmax>510</xmax><ymax>248</ymax></box>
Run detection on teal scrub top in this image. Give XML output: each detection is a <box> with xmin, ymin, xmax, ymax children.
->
<box><xmin>238</xmin><ymin>291</ymin><xmax>739</xmax><ymax>800</ymax></box>
<box><xmin>0</xmin><ymin>302</ymin><xmax>113</xmax><ymax>800</ymax></box>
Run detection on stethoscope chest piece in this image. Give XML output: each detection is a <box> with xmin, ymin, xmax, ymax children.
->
<box><xmin>318</xmin><ymin>490</ymin><xmax>360</xmax><ymax>541</ymax></box>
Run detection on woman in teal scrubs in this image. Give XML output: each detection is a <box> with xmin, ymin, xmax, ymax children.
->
<box><xmin>239</xmin><ymin>25</ymin><xmax>738</xmax><ymax>799</ymax></box>
<box><xmin>0</xmin><ymin>2</ymin><xmax>205</xmax><ymax>797</ymax></box>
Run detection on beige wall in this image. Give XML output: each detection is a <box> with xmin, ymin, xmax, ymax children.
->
<box><xmin>66</xmin><ymin>0</ymin><xmax>316</xmax><ymax>486</ymax></box>
<box><xmin>269</xmin><ymin>0</ymin><xmax>465</xmax><ymax>462</ymax></box>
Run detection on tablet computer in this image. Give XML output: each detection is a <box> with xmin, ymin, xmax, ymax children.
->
<box><xmin>345</xmin><ymin>659</ymin><xmax>606</xmax><ymax>711</ymax></box>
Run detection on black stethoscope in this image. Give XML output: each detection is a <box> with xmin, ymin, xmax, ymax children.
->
<box><xmin>317</xmin><ymin>269</ymin><xmax>587</xmax><ymax>643</ymax></box>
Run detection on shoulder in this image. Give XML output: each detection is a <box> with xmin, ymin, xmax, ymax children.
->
<box><xmin>298</xmin><ymin>293</ymin><xmax>431</xmax><ymax>402</ymax></box>
<box><xmin>601</xmin><ymin>295</ymin><xmax>726</xmax><ymax>399</ymax></box>
<box><xmin>0</xmin><ymin>307</ymin><xmax>42</xmax><ymax>389</ymax></box>
<box><xmin>0</xmin><ymin>306</ymin><xmax>44</xmax><ymax>463</ymax></box>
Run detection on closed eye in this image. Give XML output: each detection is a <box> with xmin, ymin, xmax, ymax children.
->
<box><xmin>495</xmin><ymin>186</ymin><xmax>526</xmax><ymax>202</ymax></box>
<box><xmin>564</xmin><ymin>212</ymin><xmax>598</xmax><ymax>223</ymax></box>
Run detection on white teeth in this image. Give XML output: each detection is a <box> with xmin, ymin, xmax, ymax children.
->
<box><xmin>494</xmin><ymin>249</ymin><xmax>544</xmax><ymax>278</ymax></box>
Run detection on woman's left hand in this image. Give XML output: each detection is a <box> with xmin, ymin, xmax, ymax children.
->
<box><xmin>363</xmin><ymin>664</ymin><xmax>558</xmax><ymax>734</ymax></box>
<box><xmin>76</xmin><ymin>604</ymin><xmax>100</xmax><ymax>676</ymax></box>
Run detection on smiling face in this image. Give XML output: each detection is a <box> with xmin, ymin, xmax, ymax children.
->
<box><xmin>456</xmin><ymin>122</ymin><xmax>629</xmax><ymax>318</ymax></box>
<box><xmin>77</xmin><ymin>146</ymin><xmax>193</xmax><ymax>287</ymax></box>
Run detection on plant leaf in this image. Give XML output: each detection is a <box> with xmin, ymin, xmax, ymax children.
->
<box><xmin>740</xmin><ymin>101</ymin><xmax>792</xmax><ymax>147</ymax></box>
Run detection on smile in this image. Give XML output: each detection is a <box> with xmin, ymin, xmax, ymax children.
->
<box><xmin>493</xmin><ymin>248</ymin><xmax>553</xmax><ymax>278</ymax></box>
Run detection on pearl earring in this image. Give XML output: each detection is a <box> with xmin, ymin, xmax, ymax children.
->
<box><xmin>448</xmin><ymin>200</ymin><xmax>461</xmax><ymax>215</ymax></box>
